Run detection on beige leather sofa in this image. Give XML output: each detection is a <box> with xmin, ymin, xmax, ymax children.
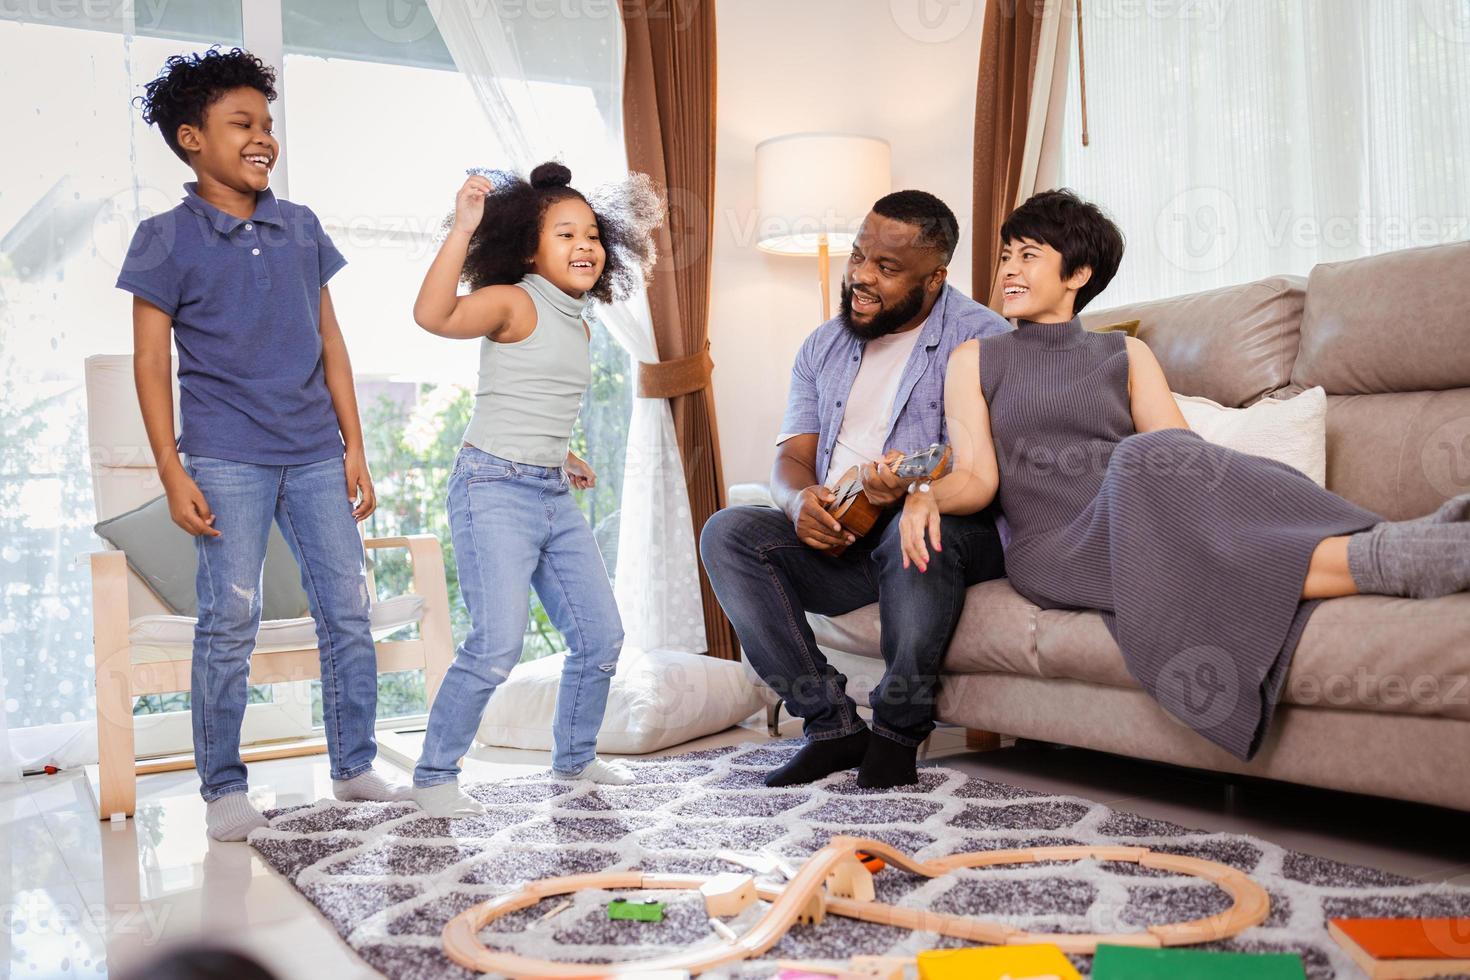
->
<box><xmin>746</xmin><ymin>241</ymin><xmax>1470</xmax><ymax>812</ymax></box>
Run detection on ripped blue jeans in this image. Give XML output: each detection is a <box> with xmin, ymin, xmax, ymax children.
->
<box><xmin>414</xmin><ymin>447</ymin><xmax>623</xmax><ymax>785</ymax></box>
<box><xmin>187</xmin><ymin>454</ymin><xmax>378</xmax><ymax>802</ymax></box>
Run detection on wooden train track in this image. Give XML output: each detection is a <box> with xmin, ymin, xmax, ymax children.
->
<box><xmin>442</xmin><ymin>835</ymin><xmax>1270</xmax><ymax>977</ymax></box>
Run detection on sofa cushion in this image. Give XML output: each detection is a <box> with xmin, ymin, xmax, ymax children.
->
<box><xmin>815</xmin><ymin>580</ymin><xmax>1470</xmax><ymax>722</ymax></box>
<box><xmin>1080</xmin><ymin>275</ymin><xmax>1305</xmax><ymax>408</ymax></box>
<box><xmin>1323</xmin><ymin>389</ymin><xmax>1470</xmax><ymax>520</ymax></box>
<box><xmin>1293</xmin><ymin>241</ymin><xmax>1470</xmax><ymax>395</ymax></box>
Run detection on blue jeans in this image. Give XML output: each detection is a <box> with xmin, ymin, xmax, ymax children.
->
<box><xmin>187</xmin><ymin>454</ymin><xmax>378</xmax><ymax>802</ymax></box>
<box><xmin>414</xmin><ymin>447</ymin><xmax>623</xmax><ymax>785</ymax></box>
<box><xmin>700</xmin><ymin>505</ymin><xmax>1005</xmax><ymax>747</ymax></box>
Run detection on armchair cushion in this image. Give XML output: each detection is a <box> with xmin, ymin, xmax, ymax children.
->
<box><xmin>94</xmin><ymin>494</ymin><xmax>310</xmax><ymax>620</ymax></box>
<box><xmin>126</xmin><ymin>592</ymin><xmax>425</xmax><ymax>664</ymax></box>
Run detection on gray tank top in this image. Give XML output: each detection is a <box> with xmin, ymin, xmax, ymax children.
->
<box><xmin>462</xmin><ymin>274</ymin><xmax>592</xmax><ymax>466</ymax></box>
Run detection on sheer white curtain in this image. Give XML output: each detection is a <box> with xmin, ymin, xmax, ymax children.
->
<box><xmin>0</xmin><ymin>659</ymin><xmax>18</xmax><ymax>781</ymax></box>
<box><xmin>1056</xmin><ymin>0</ymin><xmax>1470</xmax><ymax>308</ymax></box>
<box><xmin>430</xmin><ymin>1</ymin><xmax>707</xmax><ymax>654</ymax></box>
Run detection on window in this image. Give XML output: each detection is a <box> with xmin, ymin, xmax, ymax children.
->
<box><xmin>1055</xmin><ymin>0</ymin><xmax>1470</xmax><ymax>308</ymax></box>
<box><xmin>0</xmin><ymin>0</ymin><xmax>632</xmax><ymax>753</ymax></box>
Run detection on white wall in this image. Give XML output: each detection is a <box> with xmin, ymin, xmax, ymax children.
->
<box><xmin>710</xmin><ymin>0</ymin><xmax>986</xmax><ymax>487</ymax></box>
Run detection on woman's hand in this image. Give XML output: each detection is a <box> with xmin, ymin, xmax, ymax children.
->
<box><xmin>899</xmin><ymin>489</ymin><xmax>942</xmax><ymax>572</ymax></box>
<box><xmin>453</xmin><ymin>175</ymin><xmax>493</xmax><ymax>236</ymax></box>
<box><xmin>345</xmin><ymin>446</ymin><xmax>377</xmax><ymax>522</ymax></box>
<box><xmin>565</xmin><ymin>452</ymin><xmax>596</xmax><ymax>490</ymax></box>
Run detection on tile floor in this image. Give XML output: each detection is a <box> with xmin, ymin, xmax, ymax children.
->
<box><xmin>4</xmin><ymin>716</ymin><xmax>1467</xmax><ymax>979</ymax></box>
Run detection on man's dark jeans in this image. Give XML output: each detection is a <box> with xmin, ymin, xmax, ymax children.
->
<box><xmin>699</xmin><ymin>504</ymin><xmax>1005</xmax><ymax>746</ymax></box>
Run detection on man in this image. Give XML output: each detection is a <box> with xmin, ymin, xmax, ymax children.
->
<box><xmin>700</xmin><ymin>190</ymin><xmax>1010</xmax><ymax>789</ymax></box>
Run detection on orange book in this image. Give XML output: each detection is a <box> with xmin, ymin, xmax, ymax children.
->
<box><xmin>1328</xmin><ymin>918</ymin><xmax>1470</xmax><ymax>979</ymax></box>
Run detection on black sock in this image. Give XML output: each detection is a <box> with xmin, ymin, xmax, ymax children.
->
<box><xmin>856</xmin><ymin>731</ymin><xmax>919</xmax><ymax>789</ymax></box>
<box><xmin>765</xmin><ymin>729</ymin><xmax>870</xmax><ymax>787</ymax></box>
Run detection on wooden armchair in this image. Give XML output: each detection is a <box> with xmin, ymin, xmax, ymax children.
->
<box><xmin>84</xmin><ymin>355</ymin><xmax>454</xmax><ymax>820</ymax></box>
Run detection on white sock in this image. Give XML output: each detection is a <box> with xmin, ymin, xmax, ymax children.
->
<box><xmin>333</xmin><ymin>769</ymin><xmax>413</xmax><ymax>803</ymax></box>
<box><xmin>205</xmin><ymin>791</ymin><xmax>269</xmax><ymax>842</ymax></box>
<box><xmin>556</xmin><ymin>757</ymin><xmax>633</xmax><ymax>785</ymax></box>
<box><xmin>412</xmin><ymin>780</ymin><xmax>486</xmax><ymax>818</ymax></box>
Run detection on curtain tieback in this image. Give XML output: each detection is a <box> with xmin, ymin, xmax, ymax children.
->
<box><xmin>637</xmin><ymin>344</ymin><xmax>714</xmax><ymax>399</ymax></box>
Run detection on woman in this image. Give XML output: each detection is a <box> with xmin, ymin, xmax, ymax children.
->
<box><xmin>902</xmin><ymin>190</ymin><xmax>1469</xmax><ymax>760</ymax></box>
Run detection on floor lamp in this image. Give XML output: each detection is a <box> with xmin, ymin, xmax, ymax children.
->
<box><xmin>754</xmin><ymin>133</ymin><xmax>892</xmax><ymax>321</ymax></box>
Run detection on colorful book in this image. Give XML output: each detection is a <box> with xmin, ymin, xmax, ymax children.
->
<box><xmin>916</xmin><ymin>944</ymin><xmax>1080</xmax><ymax>980</ymax></box>
<box><xmin>1091</xmin><ymin>944</ymin><xmax>1306</xmax><ymax>978</ymax></box>
<box><xmin>1329</xmin><ymin>917</ymin><xmax>1470</xmax><ymax>979</ymax></box>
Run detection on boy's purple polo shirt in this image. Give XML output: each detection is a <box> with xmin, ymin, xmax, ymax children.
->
<box><xmin>115</xmin><ymin>182</ymin><xmax>347</xmax><ymax>466</ymax></box>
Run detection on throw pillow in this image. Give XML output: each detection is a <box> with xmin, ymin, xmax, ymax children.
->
<box><xmin>1173</xmin><ymin>386</ymin><xmax>1328</xmax><ymax>487</ymax></box>
<box><xmin>93</xmin><ymin>495</ymin><xmax>311</xmax><ymax>619</ymax></box>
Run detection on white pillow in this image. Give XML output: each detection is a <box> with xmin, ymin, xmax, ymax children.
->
<box><xmin>475</xmin><ymin>648</ymin><xmax>768</xmax><ymax>755</ymax></box>
<box><xmin>1172</xmin><ymin>386</ymin><xmax>1328</xmax><ymax>487</ymax></box>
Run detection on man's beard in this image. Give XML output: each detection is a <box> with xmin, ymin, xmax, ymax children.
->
<box><xmin>839</xmin><ymin>280</ymin><xmax>927</xmax><ymax>341</ymax></box>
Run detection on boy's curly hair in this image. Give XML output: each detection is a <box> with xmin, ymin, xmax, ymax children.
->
<box><xmin>460</xmin><ymin>161</ymin><xmax>663</xmax><ymax>305</ymax></box>
<box><xmin>135</xmin><ymin>47</ymin><xmax>277</xmax><ymax>163</ymax></box>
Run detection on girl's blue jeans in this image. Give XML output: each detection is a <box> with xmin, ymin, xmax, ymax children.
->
<box><xmin>414</xmin><ymin>447</ymin><xmax>623</xmax><ymax>785</ymax></box>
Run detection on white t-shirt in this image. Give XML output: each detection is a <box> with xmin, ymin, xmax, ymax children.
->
<box><xmin>822</xmin><ymin>321</ymin><xmax>926</xmax><ymax>486</ymax></box>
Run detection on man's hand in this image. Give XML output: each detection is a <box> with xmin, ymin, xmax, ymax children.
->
<box><xmin>565</xmin><ymin>451</ymin><xmax>596</xmax><ymax>490</ymax></box>
<box><xmin>345</xmin><ymin>447</ymin><xmax>377</xmax><ymax>522</ymax></box>
<box><xmin>789</xmin><ymin>485</ymin><xmax>855</xmax><ymax>552</ymax></box>
<box><xmin>161</xmin><ymin>463</ymin><xmax>221</xmax><ymax>537</ymax></box>
<box><xmin>860</xmin><ymin>450</ymin><xmax>907</xmax><ymax>508</ymax></box>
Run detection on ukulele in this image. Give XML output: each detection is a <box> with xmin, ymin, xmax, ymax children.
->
<box><xmin>824</xmin><ymin>444</ymin><xmax>952</xmax><ymax>557</ymax></box>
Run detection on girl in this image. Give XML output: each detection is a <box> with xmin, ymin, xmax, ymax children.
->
<box><xmin>410</xmin><ymin>162</ymin><xmax>661</xmax><ymax>817</ymax></box>
<box><xmin>901</xmin><ymin>189</ymin><xmax>1469</xmax><ymax>762</ymax></box>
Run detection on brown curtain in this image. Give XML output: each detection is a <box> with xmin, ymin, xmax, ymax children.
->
<box><xmin>619</xmin><ymin>0</ymin><xmax>739</xmax><ymax>661</ymax></box>
<box><xmin>972</xmin><ymin>0</ymin><xmax>1048</xmax><ymax>311</ymax></box>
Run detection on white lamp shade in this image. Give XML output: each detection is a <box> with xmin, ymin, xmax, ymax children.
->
<box><xmin>754</xmin><ymin>133</ymin><xmax>892</xmax><ymax>256</ymax></box>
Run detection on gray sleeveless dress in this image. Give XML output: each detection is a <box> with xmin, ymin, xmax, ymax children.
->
<box><xmin>979</xmin><ymin>318</ymin><xmax>1380</xmax><ymax>759</ymax></box>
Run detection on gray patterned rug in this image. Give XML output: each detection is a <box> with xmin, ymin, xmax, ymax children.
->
<box><xmin>250</xmin><ymin>741</ymin><xmax>1470</xmax><ymax>979</ymax></box>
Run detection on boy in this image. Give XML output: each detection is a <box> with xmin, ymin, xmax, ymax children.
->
<box><xmin>117</xmin><ymin>48</ymin><xmax>407</xmax><ymax>841</ymax></box>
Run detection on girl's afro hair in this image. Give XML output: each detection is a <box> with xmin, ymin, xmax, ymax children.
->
<box><xmin>135</xmin><ymin>47</ymin><xmax>277</xmax><ymax>163</ymax></box>
<box><xmin>459</xmin><ymin>161</ymin><xmax>664</xmax><ymax>305</ymax></box>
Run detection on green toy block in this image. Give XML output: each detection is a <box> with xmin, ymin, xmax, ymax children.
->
<box><xmin>607</xmin><ymin>897</ymin><xmax>665</xmax><ymax>922</ymax></box>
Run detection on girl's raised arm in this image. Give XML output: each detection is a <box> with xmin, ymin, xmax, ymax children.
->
<box><xmin>413</xmin><ymin>176</ymin><xmax>527</xmax><ymax>340</ymax></box>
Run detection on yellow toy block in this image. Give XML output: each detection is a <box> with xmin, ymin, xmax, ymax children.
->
<box><xmin>917</xmin><ymin>944</ymin><xmax>1081</xmax><ymax>980</ymax></box>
